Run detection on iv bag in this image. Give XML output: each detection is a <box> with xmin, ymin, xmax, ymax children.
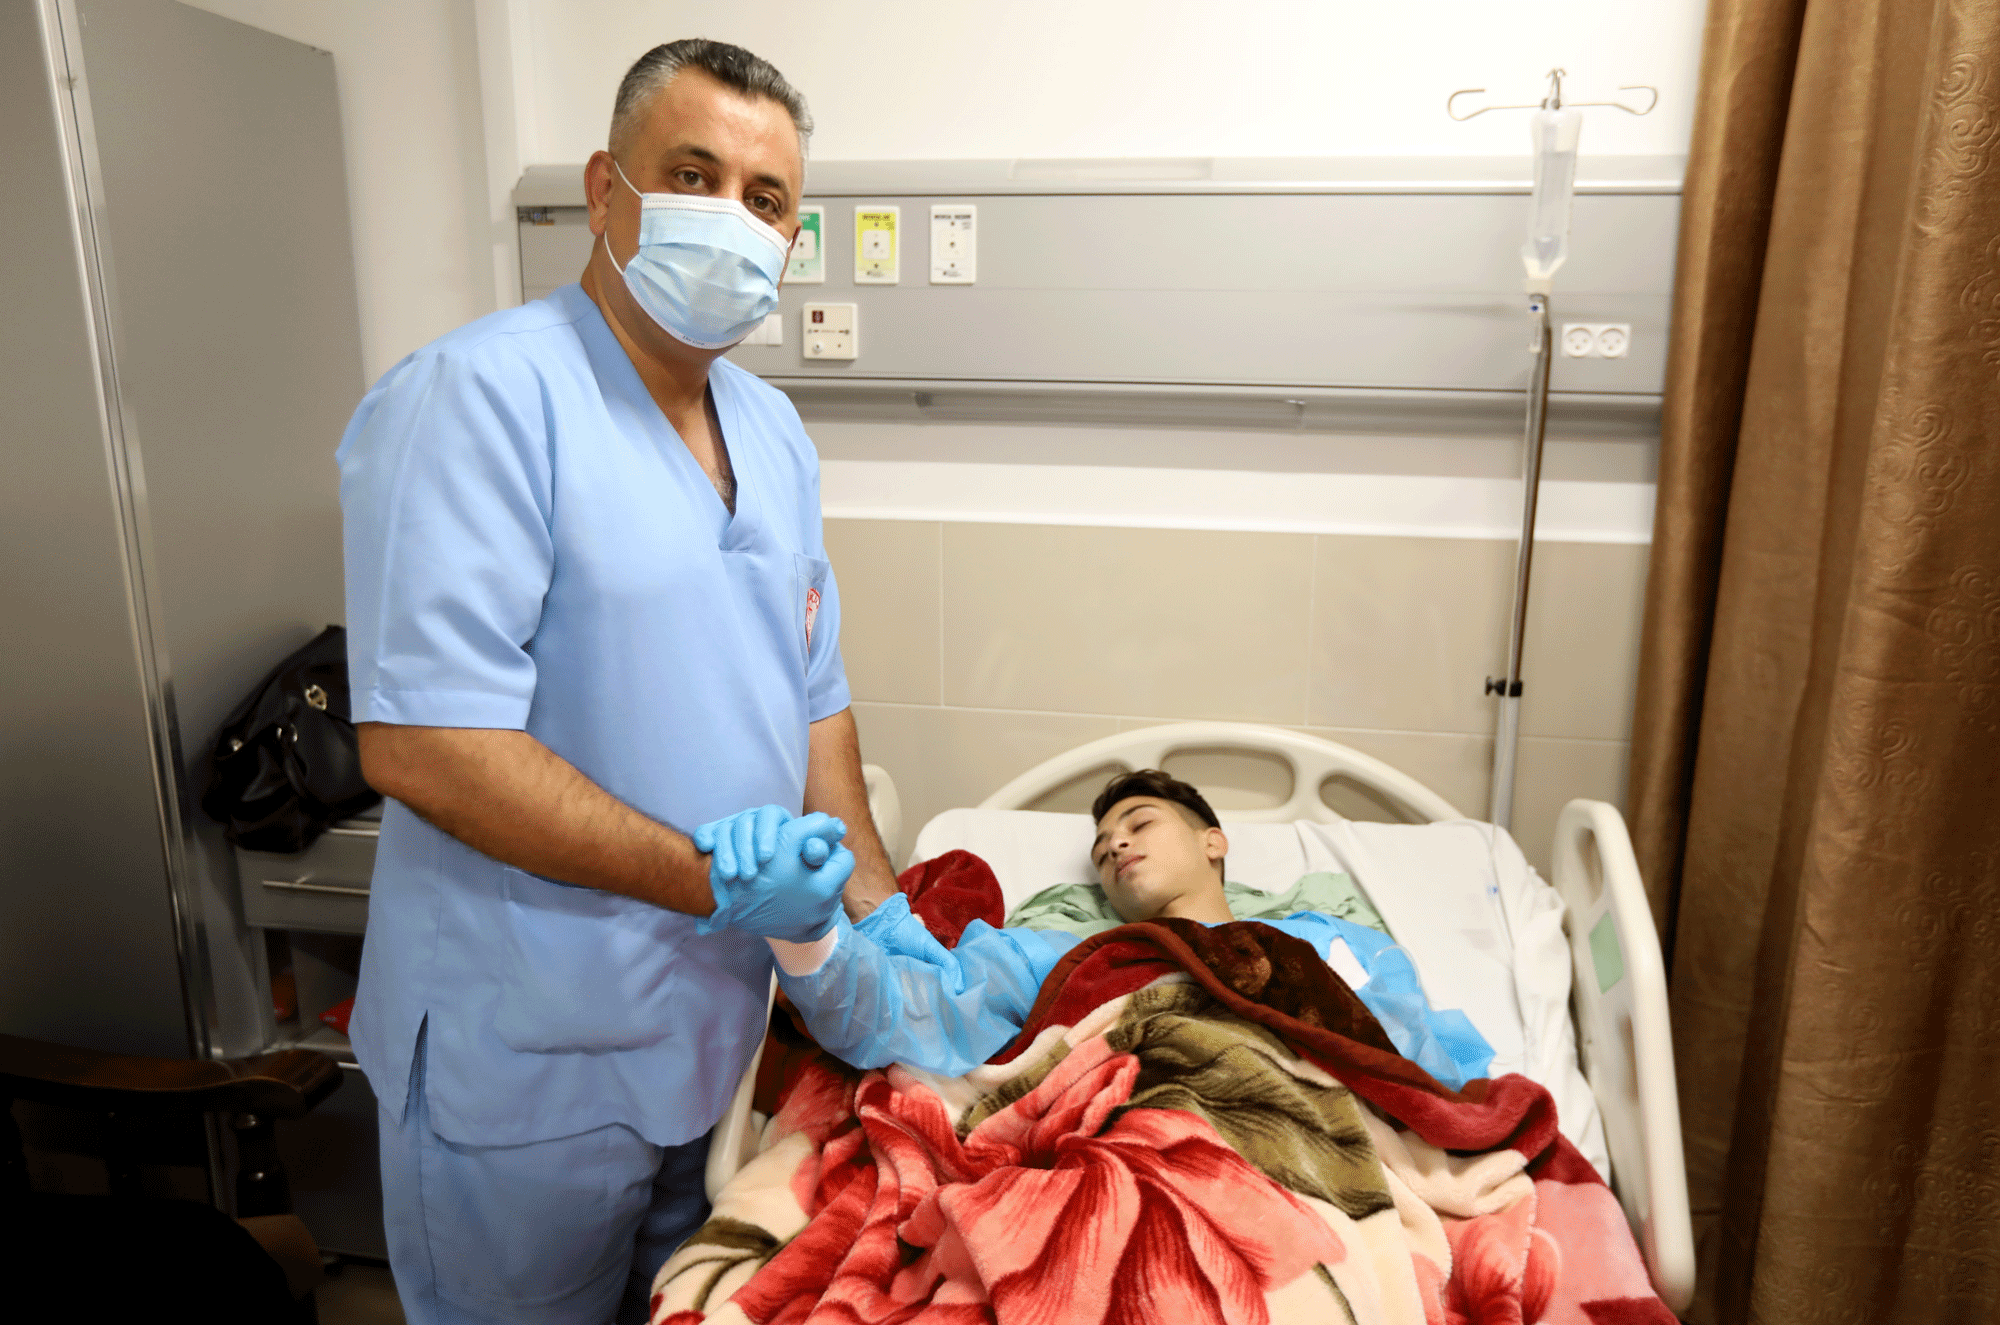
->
<box><xmin>1521</xmin><ymin>106</ymin><xmax>1583</xmax><ymax>293</ymax></box>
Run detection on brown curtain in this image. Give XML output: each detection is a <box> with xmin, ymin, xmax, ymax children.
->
<box><xmin>1627</xmin><ymin>0</ymin><xmax>2000</xmax><ymax>1320</ymax></box>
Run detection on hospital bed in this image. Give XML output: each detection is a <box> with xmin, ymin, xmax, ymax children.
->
<box><xmin>706</xmin><ymin>721</ymin><xmax>1694</xmax><ymax>1312</ymax></box>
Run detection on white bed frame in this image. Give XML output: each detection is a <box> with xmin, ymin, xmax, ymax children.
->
<box><xmin>706</xmin><ymin>721</ymin><xmax>1693</xmax><ymax>1311</ymax></box>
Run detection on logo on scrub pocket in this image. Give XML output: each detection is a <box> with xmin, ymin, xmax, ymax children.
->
<box><xmin>804</xmin><ymin>585</ymin><xmax>821</xmax><ymax>653</ymax></box>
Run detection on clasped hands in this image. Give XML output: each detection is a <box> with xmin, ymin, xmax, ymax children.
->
<box><xmin>691</xmin><ymin>805</ymin><xmax>853</xmax><ymax>943</ymax></box>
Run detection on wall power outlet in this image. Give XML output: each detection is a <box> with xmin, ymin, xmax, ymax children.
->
<box><xmin>1560</xmin><ymin>323</ymin><xmax>1631</xmax><ymax>358</ymax></box>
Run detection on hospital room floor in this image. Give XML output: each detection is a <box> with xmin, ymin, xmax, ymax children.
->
<box><xmin>317</xmin><ymin>1260</ymin><xmax>405</xmax><ymax>1324</ymax></box>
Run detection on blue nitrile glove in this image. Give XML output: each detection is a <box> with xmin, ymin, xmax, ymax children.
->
<box><xmin>693</xmin><ymin>810</ymin><xmax>854</xmax><ymax>942</ymax></box>
<box><xmin>691</xmin><ymin>804</ymin><xmax>791</xmax><ymax>884</ymax></box>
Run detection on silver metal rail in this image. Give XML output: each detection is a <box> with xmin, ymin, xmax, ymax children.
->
<box><xmin>260</xmin><ymin>878</ymin><xmax>372</xmax><ymax>899</ymax></box>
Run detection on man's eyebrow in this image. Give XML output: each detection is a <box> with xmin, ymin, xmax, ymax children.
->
<box><xmin>657</xmin><ymin>145</ymin><xmax>792</xmax><ymax>203</ymax></box>
<box><xmin>661</xmin><ymin>143</ymin><xmax>721</xmax><ymax>165</ymax></box>
<box><xmin>749</xmin><ymin>169</ymin><xmax>791</xmax><ymax>198</ymax></box>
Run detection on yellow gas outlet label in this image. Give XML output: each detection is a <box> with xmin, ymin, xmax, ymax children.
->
<box><xmin>854</xmin><ymin>206</ymin><xmax>899</xmax><ymax>284</ymax></box>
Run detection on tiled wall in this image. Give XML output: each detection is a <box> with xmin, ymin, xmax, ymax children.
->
<box><xmin>826</xmin><ymin>519</ymin><xmax>1648</xmax><ymax>875</ymax></box>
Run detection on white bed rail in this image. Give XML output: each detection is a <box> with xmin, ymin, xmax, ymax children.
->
<box><xmin>979</xmin><ymin>722</ymin><xmax>1464</xmax><ymax>824</ymax></box>
<box><xmin>704</xmin><ymin>972</ymin><xmax>772</xmax><ymax>1201</ymax></box>
<box><xmin>861</xmin><ymin>762</ymin><xmax>902</xmax><ymax>866</ymax></box>
<box><xmin>1549</xmin><ymin>799</ymin><xmax>1694</xmax><ymax>1313</ymax></box>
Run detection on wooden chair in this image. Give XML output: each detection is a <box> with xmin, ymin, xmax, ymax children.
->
<box><xmin>1</xmin><ymin>1033</ymin><xmax>344</xmax><ymax>1316</ymax></box>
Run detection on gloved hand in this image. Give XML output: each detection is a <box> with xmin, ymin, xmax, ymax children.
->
<box><xmin>691</xmin><ymin>804</ymin><xmax>791</xmax><ymax>884</ymax></box>
<box><xmin>693</xmin><ymin>809</ymin><xmax>853</xmax><ymax>943</ymax></box>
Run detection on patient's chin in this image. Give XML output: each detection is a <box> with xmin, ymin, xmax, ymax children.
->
<box><xmin>1106</xmin><ymin>883</ymin><xmax>1174</xmax><ymax>925</ymax></box>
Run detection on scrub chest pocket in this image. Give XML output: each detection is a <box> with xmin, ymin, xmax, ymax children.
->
<box><xmin>795</xmin><ymin>553</ymin><xmax>829</xmax><ymax>669</ymax></box>
<box><xmin>492</xmin><ymin>867</ymin><xmax>701</xmax><ymax>1053</ymax></box>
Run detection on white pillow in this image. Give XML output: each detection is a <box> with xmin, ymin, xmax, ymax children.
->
<box><xmin>1296</xmin><ymin>820</ymin><xmax>1607</xmax><ymax>1173</ymax></box>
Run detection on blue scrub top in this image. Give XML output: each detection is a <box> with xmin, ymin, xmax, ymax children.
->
<box><xmin>338</xmin><ymin>283</ymin><xmax>850</xmax><ymax>1148</ymax></box>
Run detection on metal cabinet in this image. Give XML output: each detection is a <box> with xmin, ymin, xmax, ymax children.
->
<box><xmin>5</xmin><ymin>0</ymin><xmax>380</xmax><ymax>1257</ymax></box>
<box><xmin>238</xmin><ymin>820</ymin><xmax>378</xmax><ymax>937</ymax></box>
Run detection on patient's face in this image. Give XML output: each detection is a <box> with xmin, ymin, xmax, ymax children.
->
<box><xmin>1090</xmin><ymin>796</ymin><xmax>1228</xmax><ymax>921</ymax></box>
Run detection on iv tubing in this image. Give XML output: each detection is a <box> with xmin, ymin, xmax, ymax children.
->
<box><xmin>1489</xmin><ymin>294</ymin><xmax>1552</xmax><ymax>830</ymax></box>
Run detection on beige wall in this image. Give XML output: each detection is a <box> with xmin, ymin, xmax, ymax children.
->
<box><xmin>826</xmin><ymin>519</ymin><xmax>1647</xmax><ymax>876</ymax></box>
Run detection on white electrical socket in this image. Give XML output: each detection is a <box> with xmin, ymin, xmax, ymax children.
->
<box><xmin>1560</xmin><ymin>322</ymin><xmax>1632</xmax><ymax>358</ymax></box>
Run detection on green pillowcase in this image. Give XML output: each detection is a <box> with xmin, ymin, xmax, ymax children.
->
<box><xmin>1006</xmin><ymin>871</ymin><xmax>1389</xmax><ymax>941</ymax></box>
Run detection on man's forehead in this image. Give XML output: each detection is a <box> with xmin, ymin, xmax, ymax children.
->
<box><xmin>629</xmin><ymin>69</ymin><xmax>801</xmax><ymax>171</ymax></box>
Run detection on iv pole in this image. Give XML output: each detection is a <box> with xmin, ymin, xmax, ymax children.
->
<box><xmin>1447</xmin><ymin>70</ymin><xmax>1657</xmax><ymax>830</ymax></box>
<box><xmin>1489</xmin><ymin>294</ymin><xmax>1552</xmax><ymax>829</ymax></box>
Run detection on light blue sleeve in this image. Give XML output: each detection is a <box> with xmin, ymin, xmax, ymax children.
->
<box><xmin>337</xmin><ymin>344</ymin><xmax>553</xmax><ymax>729</ymax></box>
<box><xmin>776</xmin><ymin>894</ymin><xmax>1080</xmax><ymax>1077</ymax></box>
<box><xmin>1264</xmin><ymin>913</ymin><xmax>1495</xmax><ymax>1090</ymax></box>
<box><xmin>742</xmin><ymin>372</ymin><xmax>849</xmax><ymax>724</ymax></box>
<box><xmin>800</xmin><ymin>456</ymin><xmax>850</xmax><ymax>724</ymax></box>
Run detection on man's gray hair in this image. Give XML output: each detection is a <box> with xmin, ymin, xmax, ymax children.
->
<box><xmin>610</xmin><ymin>39</ymin><xmax>812</xmax><ymax>161</ymax></box>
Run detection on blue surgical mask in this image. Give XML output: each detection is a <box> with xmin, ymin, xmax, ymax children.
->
<box><xmin>602</xmin><ymin>159</ymin><xmax>792</xmax><ymax>349</ymax></box>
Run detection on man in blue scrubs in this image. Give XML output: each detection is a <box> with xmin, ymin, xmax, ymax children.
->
<box><xmin>337</xmin><ymin>39</ymin><xmax>897</xmax><ymax>1324</ymax></box>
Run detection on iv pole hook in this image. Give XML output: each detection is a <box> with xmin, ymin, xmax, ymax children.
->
<box><xmin>1445</xmin><ymin>70</ymin><xmax>1657</xmax><ymax>121</ymax></box>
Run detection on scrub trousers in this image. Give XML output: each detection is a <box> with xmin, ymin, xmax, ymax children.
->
<box><xmin>379</xmin><ymin>1022</ymin><xmax>711</xmax><ymax>1325</ymax></box>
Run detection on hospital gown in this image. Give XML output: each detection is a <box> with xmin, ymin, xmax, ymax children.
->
<box><xmin>775</xmin><ymin>894</ymin><xmax>1493</xmax><ymax>1088</ymax></box>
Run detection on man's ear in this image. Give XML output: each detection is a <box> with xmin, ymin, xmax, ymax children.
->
<box><xmin>1203</xmin><ymin>826</ymin><xmax>1228</xmax><ymax>868</ymax></box>
<box><xmin>584</xmin><ymin>149</ymin><xmax>617</xmax><ymax>236</ymax></box>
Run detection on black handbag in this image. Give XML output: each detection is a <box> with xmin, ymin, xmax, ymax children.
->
<box><xmin>201</xmin><ymin>625</ymin><xmax>380</xmax><ymax>852</ymax></box>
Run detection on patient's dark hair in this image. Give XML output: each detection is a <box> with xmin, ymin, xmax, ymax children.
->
<box><xmin>1091</xmin><ymin>769</ymin><xmax>1221</xmax><ymax>830</ymax></box>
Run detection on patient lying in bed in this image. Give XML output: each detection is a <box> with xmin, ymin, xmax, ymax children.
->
<box><xmin>763</xmin><ymin>769</ymin><xmax>1493</xmax><ymax>1086</ymax></box>
<box><xmin>656</xmin><ymin>770</ymin><xmax>1675</xmax><ymax>1324</ymax></box>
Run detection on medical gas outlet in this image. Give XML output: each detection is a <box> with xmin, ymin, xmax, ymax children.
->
<box><xmin>930</xmin><ymin>205</ymin><xmax>976</xmax><ymax>283</ymax></box>
<box><xmin>787</xmin><ymin>205</ymin><xmax>826</xmax><ymax>284</ymax></box>
<box><xmin>802</xmin><ymin>303</ymin><xmax>857</xmax><ymax>359</ymax></box>
<box><xmin>854</xmin><ymin>206</ymin><xmax>898</xmax><ymax>284</ymax></box>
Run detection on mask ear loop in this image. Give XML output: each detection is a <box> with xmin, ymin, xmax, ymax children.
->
<box><xmin>598</xmin><ymin>158</ymin><xmax>642</xmax><ymax>277</ymax></box>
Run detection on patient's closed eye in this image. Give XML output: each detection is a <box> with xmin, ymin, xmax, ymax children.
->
<box><xmin>1094</xmin><ymin>812</ymin><xmax>1156</xmax><ymax>869</ymax></box>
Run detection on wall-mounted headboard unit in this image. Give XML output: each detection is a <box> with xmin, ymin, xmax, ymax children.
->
<box><xmin>516</xmin><ymin>157</ymin><xmax>1681</xmax><ymax>435</ymax></box>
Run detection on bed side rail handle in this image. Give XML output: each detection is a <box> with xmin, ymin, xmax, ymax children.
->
<box><xmin>1550</xmin><ymin>798</ymin><xmax>1694</xmax><ymax>1313</ymax></box>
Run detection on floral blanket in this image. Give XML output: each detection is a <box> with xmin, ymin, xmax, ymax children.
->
<box><xmin>652</xmin><ymin>913</ymin><xmax>1675</xmax><ymax>1325</ymax></box>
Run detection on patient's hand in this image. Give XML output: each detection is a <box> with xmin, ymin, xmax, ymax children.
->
<box><xmin>842</xmin><ymin>863</ymin><xmax>899</xmax><ymax>922</ymax></box>
<box><xmin>695</xmin><ymin>811</ymin><xmax>853</xmax><ymax>942</ymax></box>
